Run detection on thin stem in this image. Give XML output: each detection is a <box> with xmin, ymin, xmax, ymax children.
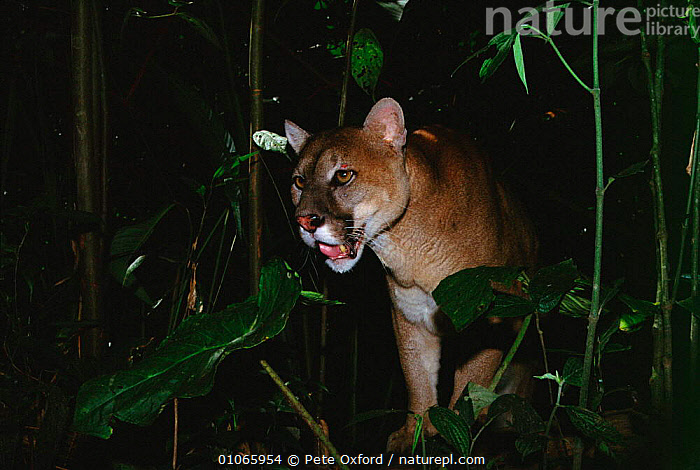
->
<box><xmin>489</xmin><ymin>314</ymin><xmax>532</xmax><ymax>392</ymax></box>
<box><xmin>338</xmin><ymin>0</ymin><xmax>360</xmax><ymax>127</ymax></box>
<box><xmin>521</xmin><ymin>26</ymin><xmax>591</xmax><ymax>92</ymax></box>
<box><xmin>172</xmin><ymin>397</ymin><xmax>179</xmax><ymax>469</ymax></box>
<box><xmin>248</xmin><ymin>0</ymin><xmax>265</xmax><ymax>295</ymax></box>
<box><xmin>543</xmin><ymin>380</ymin><xmax>565</xmax><ymax>469</ymax></box>
<box><xmin>469</xmin><ymin>415</ymin><xmax>499</xmax><ymax>455</ymax></box>
<box><xmin>536</xmin><ymin>312</ymin><xmax>554</xmax><ymax>404</ymax></box>
<box><xmin>260</xmin><ymin>360</ymin><xmax>350</xmax><ymax>470</ymax></box>
<box><xmin>690</xmin><ymin>47</ymin><xmax>700</xmax><ymax>382</ymax></box>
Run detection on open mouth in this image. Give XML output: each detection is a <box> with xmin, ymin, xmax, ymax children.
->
<box><xmin>317</xmin><ymin>237</ymin><xmax>362</xmax><ymax>260</ymax></box>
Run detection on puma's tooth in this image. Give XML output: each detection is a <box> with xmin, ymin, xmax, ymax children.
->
<box><xmin>340</xmin><ymin>244</ymin><xmax>348</xmax><ymax>253</ymax></box>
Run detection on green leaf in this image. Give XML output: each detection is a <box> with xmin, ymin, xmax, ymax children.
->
<box><xmin>529</xmin><ymin>259</ymin><xmax>578</xmax><ymax>314</ymax></box>
<box><xmin>428</xmin><ymin>406</ymin><xmax>471</xmax><ymax>456</ymax></box>
<box><xmin>175</xmin><ymin>12</ymin><xmax>220</xmax><ymax>48</ymax></box>
<box><xmin>534</xmin><ymin>372</ymin><xmax>562</xmax><ymax>385</ymax></box>
<box><xmin>618</xmin><ymin>293</ymin><xmax>657</xmax><ymax>331</ymax></box>
<box><xmin>487</xmin><ymin>394</ymin><xmax>544</xmax><ymax>435</ymax></box>
<box><xmin>455</xmin><ymin>396</ymin><xmax>475</xmax><ymax>427</ymax></box>
<box><xmin>613</xmin><ymin>160</ymin><xmax>648</xmax><ymax>179</ymax></box>
<box><xmin>512</xmin><ymin>34</ymin><xmax>529</xmax><ymax>93</ymax></box>
<box><xmin>465</xmin><ymin>382</ymin><xmax>500</xmax><ymax>417</ymax></box>
<box><xmin>411</xmin><ymin>413</ymin><xmax>423</xmax><ymax>453</ymax></box>
<box><xmin>299</xmin><ymin>291</ymin><xmax>344</xmax><ymax>306</ymax></box>
<box><xmin>678</xmin><ymin>296</ymin><xmax>700</xmax><ymax>320</ymax></box>
<box><xmin>351</xmin><ymin>29</ymin><xmax>383</xmax><ymax>99</ymax></box>
<box><xmin>252</xmin><ymin>130</ymin><xmax>288</xmax><ymax>153</ymax></box>
<box><xmin>213</xmin><ymin>152</ymin><xmax>256</xmax><ymax>180</ymax></box>
<box><xmin>596</xmin><ymin>320</ymin><xmax>620</xmax><ymax>355</ymax></box>
<box><xmin>515</xmin><ymin>433</ymin><xmax>548</xmax><ymax>458</ymax></box>
<box><xmin>489</xmin><ymin>294</ymin><xmax>535</xmax><ymax>318</ymax></box>
<box><xmin>564</xmin><ymin>406</ymin><xmax>622</xmax><ymax>443</ymax></box>
<box><xmin>433</xmin><ymin>266</ymin><xmax>522</xmax><ymax>332</ymax></box>
<box><xmin>480</xmin><ymin>32</ymin><xmax>517</xmax><ymax>81</ymax></box>
<box><xmin>560</xmin><ymin>286</ymin><xmax>591</xmax><ymax>318</ymax></box>
<box><xmin>545</xmin><ymin>3</ymin><xmax>568</xmax><ymax>35</ymax></box>
<box><xmin>690</xmin><ymin>7</ymin><xmax>700</xmax><ymax>43</ymax></box>
<box><xmin>73</xmin><ymin>259</ymin><xmax>301</xmax><ymax>439</ymax></box>
<box><xmin>110</xmin><ymin>204</ymin><xmax>176</xmax><ymax>290</ymax></box>
<box><xmin>563</xmin><ymin>357</ymin><xmax>583</xmax><ymax>387</ymax></box>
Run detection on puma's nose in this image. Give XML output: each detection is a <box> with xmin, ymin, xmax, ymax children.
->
<box><xmin>296</xmin><ymin>214</ymin><xmax>324</xmax><ymax>233</ymax></box>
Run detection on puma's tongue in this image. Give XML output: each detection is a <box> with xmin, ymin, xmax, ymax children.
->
<box><xmin>318</xmin><ymin>241</ymin><xmax>356</xmax><ymax>260</ymax></box>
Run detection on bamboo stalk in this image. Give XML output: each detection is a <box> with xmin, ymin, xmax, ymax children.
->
<box><xmin>639</xmin><ymin>0</ymin><xmax>671</xmax><ymax>416</ymax></box>
<box><xmin>578</xmin><ymin>0</ymin><xmax>604</xmax><ymax>413</ymax></box>
<box><xmin>338</xmin><ymin>0</ymin><xmax>361</xmax><ymax>127</ymax></box>
<box><xmin>248</xmin><ymin>0</ymin><xmax>265</xmax><ymax>295</ymax></box>
<box><xmin>72</xmin><ymin>0</ymin><xmax>103</xmax><ymax>358</ymax></box>
<box><xmin>690</xmin><ymin>47</ymin><xmax>700</xmax><ymax>384</ymax></box>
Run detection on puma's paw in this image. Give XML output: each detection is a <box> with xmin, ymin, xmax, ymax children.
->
<box><xmin>386</xmin><ymin>419</ymin><xmax>437</xmax><ymax>454</ymax></box>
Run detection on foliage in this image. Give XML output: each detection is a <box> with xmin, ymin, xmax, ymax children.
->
<box><xmin>73</xmin><ymin>258</ymin><xmax>302</xmax><ymax>439</ymax></box>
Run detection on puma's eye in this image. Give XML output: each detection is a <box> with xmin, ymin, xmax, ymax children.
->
<box><xmin>292</xmin><ymin>175</ymin><xmax>305</xmax><ymax>190</ymax></box>
<box><xmin>333</xmin><ymin>169</ymin><xmax>355</xmax><ymax>185</ymax></box>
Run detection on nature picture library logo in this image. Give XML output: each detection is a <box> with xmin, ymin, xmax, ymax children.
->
<box><xmin>485</xmin><ymin>1</ymin><xmax>700</xmax><ymax>38</ymax></box>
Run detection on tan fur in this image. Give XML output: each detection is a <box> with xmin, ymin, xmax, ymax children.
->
<box><xmin>286</xmin><ymin>98</ymin><xmax>538</xmax><ymax>452</ymax></box>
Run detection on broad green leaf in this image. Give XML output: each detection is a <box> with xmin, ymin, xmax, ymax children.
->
<box><xmin>618</xmin><ymin>293</ymin><xmax>657</xmax><ymax>331</ymax></box>
<box><xmin>480</xmin><ymin>32</ymin><xmax>516</xmax><ymax>81</ymax></box>
<box><xmin>299</xmin><ymin>291</ymin><xmax>344</xmax><ymax>306</ymax></box>
<box><xmin>213</xmin><ymin>152</ymin><xmax>256</xmax><ymax>179</ymax></box>
<box><xmin>351</xmin><ymin>28</ymin><xmax>383</xmax><ymax>99</ymax></box>
<box><xmin>466</xmin><ymin>382</ymin><xmax>500</xmax><ymax>417</ymax></box>
<box><xmin>455</xmin><ymin>396</ymin><xmax>475</xmax><ymax>427</ymax></box>
<box><xmin>560</xmin><ymin>286</ymin><xmax>591</xmax><ymax>318</ymax></box>
<box><xmin>564</xmin><ymin>406</ymin><xmax>621</xmax><ymax>443</ymax></box>
<box><xmin>433</xmin><ymin>266</ymin><xmax>522</xmax><ymax>332</ymax></box>
<box><xmin>487</xmin><ymin>394</ymin><xmax>544</xmax><ymax>435</ymax></box>
<box><xmin>489</xmin><ymin>293</ymin><xmax>535</xmax><ymax>318</ymax></box>
<box><xmin>428</xmin><ymin>406</ymin><xmax>471</xmax><ymax>456</ymax></box>
<box><xmin>175</xmin><ymin>12</ymin><xmax>220</xmax><ymax>48</ymax></box>
<box><xmin>563</xmin><ymin>357</ymin><xmax>583</xmax><ymax>387</ymax></box>
<box><xmin>691</xmin><ymin>7</ymin><xmax>700</xmax><ymax>44</ymax></box>
<box><xmin>123</xmin><ymin>255</ymin><xmax>147</xmax><ymax>285</ymax></box>
<box><xmin>252</xmin><ymin>130</ymin><xmax>288</xmax><ymax>153</ymax></box>
<box><xmin>73</xmin><ymin>259</ymin><xmax>301</xmax><ymax>439</ymax></box>
<box><xmin>515</xmin><ymin>433</ymin><xmax>548</xmax><ymax>458</ymax></box>
<box><xmin>513</xmin><ymin>34</ymin><xmax>529</xmax><ymax>93</ymax></box>
<box><xmin>529</xmin><ymin>259</ymin><xmax>578</xmax><ymax>314</ymax></box>
<box><xmin>596</xmin><ymin>320</ymin><xmax>620</xmax><ymax>355</ymax></box>
<box><xmin>110</xmin><ymin>204</ymin><xmax>176</xmax><ymax>292</ymax></box>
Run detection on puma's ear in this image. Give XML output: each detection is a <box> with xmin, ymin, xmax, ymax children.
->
<box><xmin>363</xmin><ymin>98</ymin><xmax>407</xmax><ymax>151</ymax></box>
<box><xmin>284</xmin><ymin>120</ymin><xmax>311</xmax><ymax>155</ymax></box>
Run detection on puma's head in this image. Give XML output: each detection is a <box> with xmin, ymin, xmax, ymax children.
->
<box><xmin>286</xmin><ymin>98</ymin><xmax>410</xmax><ymax>273</ymax></box>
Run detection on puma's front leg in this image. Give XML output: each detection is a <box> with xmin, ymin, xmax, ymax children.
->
<box><xmin>386</xmin><ymin>280</ymin><xmax>442</xmax><ymax>453</ymax></box>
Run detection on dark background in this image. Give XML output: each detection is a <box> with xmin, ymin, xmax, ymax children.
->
<box><xmin>2</xmin><ymin>0</ymin><xmax>698</xmax><ymax>468</ymax></box>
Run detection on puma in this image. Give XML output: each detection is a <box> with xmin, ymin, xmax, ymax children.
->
<box><xmin>285</xmin><ymin>98</ymin><xmax>538</xmax><ymax>452</ymax></box>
